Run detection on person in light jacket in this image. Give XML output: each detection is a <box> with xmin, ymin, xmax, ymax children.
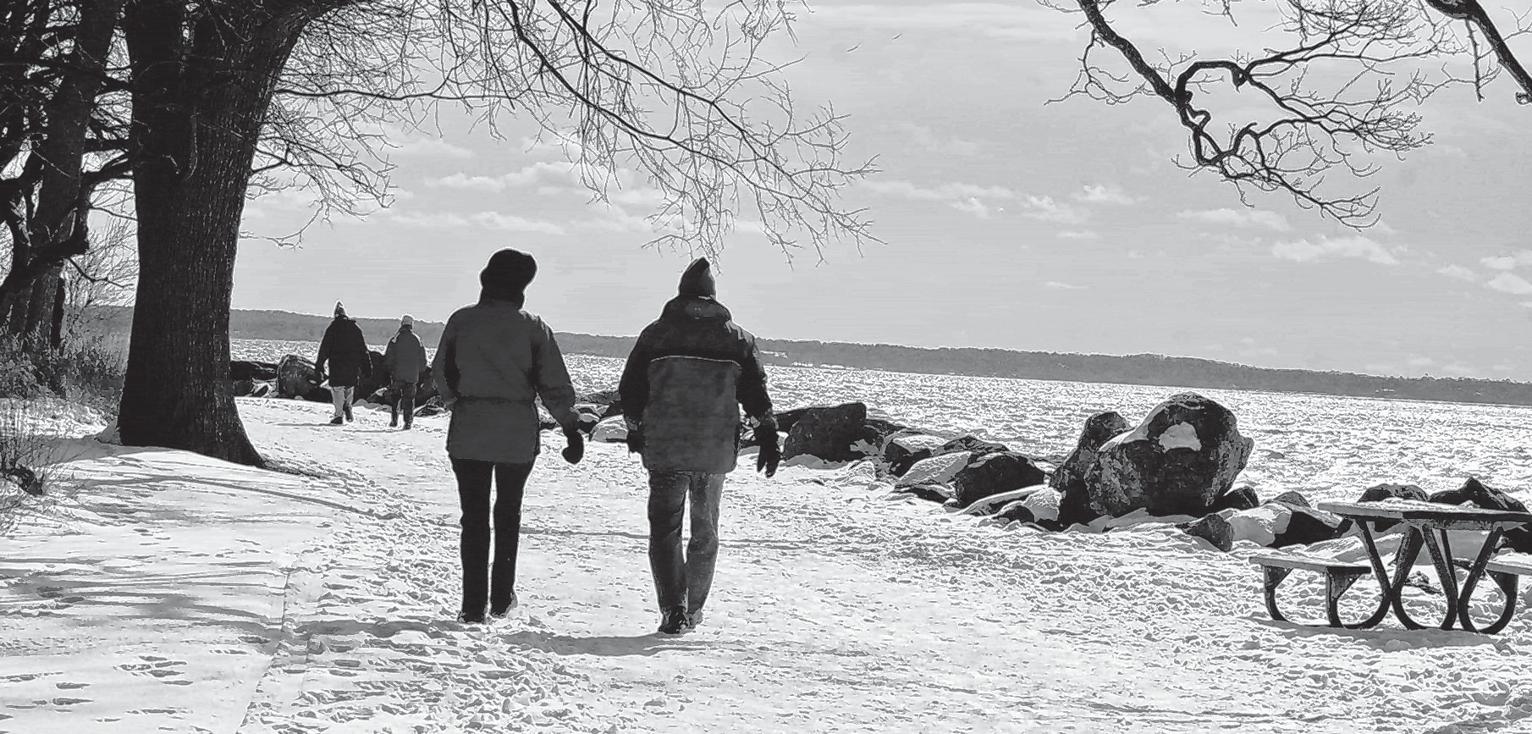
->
<box><xmin>620</xmin><ymin>257</ymin><xmax>781</xmax><ymax>635</ymax></box>
<box><xmin>433</xmin><ymin>249</ymin><xmax>584</xmax><ymax>624</ymax></box>
<box><xmin>383</xmin><ymin>314</ymin><xmax>429</xmax><ymax>430</ymax></box>
<box><xmin>316</xmin><ymin>302</ymin><xmax>370</xmax><ymax>425</ymax></box>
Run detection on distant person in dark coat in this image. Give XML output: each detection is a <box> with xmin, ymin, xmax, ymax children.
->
<box><xmin>432</xmin><ymin>249</ymin><xmax>585</xmax><ymax>624</ymax></box>
<box><xmin>316</xmin><ymin>302</ymin><xmax>370</xmax><ymax>426</ymax></box>
<box><xmin>383</xmin><ymin>314</ymin><xmax>429</xmax><ymax>430</ymax></box>
<box><xmin>619</xmin><ymin>257</ymin><xmax>780</xmax><ymax>635</ymax></box>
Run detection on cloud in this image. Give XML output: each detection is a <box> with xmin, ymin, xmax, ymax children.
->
<box><xmin>1437</xmin><ymin>265</ymin><xmax>1478</xmax><ymax>283</ymax></box>
<box><xmin>810</xmin><ymin>3</ymin><xmax>1079</xmax><ymax>43</ymax></box>
<box><xmin>891</xmin><ymin>122</ymin><xmax>982</xmax><ymax>157</ymax></box>
<box><xmin>1486</xmin><ymin>272</ymin><xmax>1532</xmax><ymax>295</ymax></box>
<box><xmin>1044</xmin><ymin>281</ymin><xmax>1085</xmax><ymax>290</ymax></box>
<box><xmin>392</xmin><ymin>137</ymin><xmax>473</xmax><ymax>159</ymax></box>
<box><xmin>862</xmin><ymin>179</ymin><xmax>1015</xmax><ymax>201</ymax></box>
<box><xmin>1176</xmin><ymin>208</ymin><xmax>1291</xmax><ymax>232</ymax></box>
<box><xmin>1481</xmin><ymin>251</ymin><xmax>1532</xmax><ymax>271</ymax></box>
<box><xmin>1072</xmin><ymin>184</ymin><xmax>1136</xmax><ymax>205</ymax></box>
<box><xmin>1019</xmin><ymin>195</ymin><xmax>1089</xmax><ymax>224</ymax></box>
<box><xmin>1270</xmin><ymin>235</ymin><xmax>1403</xmax><ymax>265</ymax></box>
<box><xmin>861</xmin><ymin>178</ymin><xmax>1015</xmax><ymax>219</ymax></box>
<box><xmin>950</xmin><ymin>197</ymin><xmax>994</xmax><ymax>218</ymax></box>
<box><xmin>1058</xmin><ymin>230</ymin><xmax>1100</xmax><ymax>240</ymax></box>
<box><xmin>426</xmin><ymin>162</ymin><xmax>577</xmax><ymax>192</ymax></box>
<box><xmin>382</xmin><ymin>209</ymin><xmax>566</xmax><ymax>235</ymax></box>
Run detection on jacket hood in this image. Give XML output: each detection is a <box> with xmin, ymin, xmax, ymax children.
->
<box><xmin>659</xmin><ymin>295</ymin><xmax>732</xmax><ymax>324</ymax></box>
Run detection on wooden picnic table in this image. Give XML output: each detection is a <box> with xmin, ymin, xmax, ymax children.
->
<box><xmin>1315</xmin><ymin>499</ymin><xmax>1532</xmax><ymax>633</ymax></box>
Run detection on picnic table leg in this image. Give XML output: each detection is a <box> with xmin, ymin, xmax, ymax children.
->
<box><xmin>1420</xmin><ymin>530</ymin><xmax>1463</xmax><ymax>630</ymax></box>
<box><xmin>1456</xmin><ymin>529</ymin><xmax>1518</xmax><ymax>634</ymax></box>
<box><xmin>1262</xmin><ymin>566</ymin><xmax>1293</xmax><ymax>623</ymax></box>
<box><xmin>1361</xmin><ymin>523</ymin><xmax>1431</xmax><ymax>630</ymax></box>
<box><xmin>1325</xmin><ymin>568</ymin><xmax>1389</xmax><ymax>629</ymax></box>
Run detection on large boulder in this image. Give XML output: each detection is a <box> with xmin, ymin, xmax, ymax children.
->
<box><xmin>357</xmin><ymin>349</ymin><xmax>388</xmax><ymax>397</ymax></box>
<box><xmin>783</xmin><ymin>402</ymin><xmax>868</xmax><ymax>462</ymax></box>
<box><xmin>1054</xmin><ymin>411</ymin><xmax>1134</xmax><ymax>527</ymax></box>
<box><xmin>1210</xmin><ymin>486</ymin><xmax>1261</xmax><ymax>513</ymax></box>
<box><xmin>950</xmin><ymin>451</ymin><xmax>1047</xmax><ymax>508</ymax></box>
<box><xmin>891</xmin><ymin>434</ymin><xmax>1008</xmax><ymax>476</ymax></box>
<box><xmin>591</xmin><ymin>416</ymin><xmax>629</xmax><ymax>443</ymax></box>
<box><xmin>883</xmin><ymin>432</ymin><xmax>947</xmax><ymax>475</ymax></box>
<box><xmin>1083</xmin><ymin>393</ymin><xmax>1254</xmax><ymax>518</ymax></box>
<box><xmin>1275</xmin><ymin>505</ymin><xmax>1347</xmax><ymax>547</ymax></box>
<box><xmin>230</xmin><ymin>360</ymin><xmax>277</xmax><ymax>382</ymax></box>
<box><xmin>895</xmin><ymin>450</ymin><xmax>972</xmax><ymax>500</ymax></box>
<box><xmin>277</xmin><ymin>354</ymin><xmax>327</xmax><ymax>402</ymax></box>
<box><xmin>996</xmin><ymin>487</ymin><xmax>1064</xmax><ymax>528</ymax></box>
<box><xmin>231</xmin><ymin>378</ymin><xmax>255</xmax><ymax>397</ymax></box>
<box><xmin>1356</xmin><ymin>483</ymin><xmax>1429</xmax><ymax>531</ymax></box>
<box><xmin>1184</xmin><ymin>512</ymin><xmax>1235</xmax><ymax>552</ymax></box>
<box><xmin>1430</xmin><ymin>477</ymin><xmax>1532</xmax><ymax>553</ymax></box>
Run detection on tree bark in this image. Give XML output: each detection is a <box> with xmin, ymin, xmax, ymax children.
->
<box><xmin>118</xmin><ymin>1</ymin><xmax>316</xmax><ymax>466</ymax></box>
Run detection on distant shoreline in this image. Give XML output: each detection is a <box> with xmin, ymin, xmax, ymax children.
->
<box><xmin>185</xmin><ymin>307</ymin><xmax>1532</xmax><ymax>408</ymax></box>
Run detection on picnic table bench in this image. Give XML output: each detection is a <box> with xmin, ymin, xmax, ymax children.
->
<box><xmin>1249</xmin><ymin>499</ymin><xmax>1532</xmax><ymax>634</ymax></box>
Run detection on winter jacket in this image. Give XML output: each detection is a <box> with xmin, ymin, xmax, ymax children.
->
<box><xmin>316</xmin><ymin>316</ymin><xmax>370</xmax><ymax>387</ymax></box>
<box><xmin>641</xmin><ymin>356</ymin><xmax>743</xmax><ymax>473</ymax></box>
<box><xmin>384</xmin><ymin>326</ymin><xmax>428</xmax><ymax>384</ymax></box>
<box><xmin>620</xmin><ymin>295</ymin><xmax>773</xmax><ymax>429</ymax></box>
<box><xmin>432</xmin><ymin>296</ymin><xmax>579</xmax><ymax>464</ymax></box>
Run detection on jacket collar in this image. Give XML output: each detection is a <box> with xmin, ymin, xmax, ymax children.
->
<box><xmin>660</xmin><ymin>295</ymin><xmax>732</xmax><ymax>323</ymax></box>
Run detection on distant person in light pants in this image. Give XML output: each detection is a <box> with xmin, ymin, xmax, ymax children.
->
<box><xmin>316</xmin><ymin>302</ymin><xmax>370</xmax><ymax>426</ymax></box>
<box><xmin>620</xmin><ymin>257</ymin><xmax>781</xmax><ymax>635</ymax></box>
<box><xmin>383</xmin><ymin>314</ymin><xmax>428</xmax><ymax>430</ymax></box>
<box><xmin>433</xmin><ymin>248</ymin><xmax>584</xmax><ymax>624</ymax></box>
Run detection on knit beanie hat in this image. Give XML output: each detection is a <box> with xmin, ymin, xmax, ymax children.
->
<box><xmin>480</xmin><ymin>249</ymin><xmax>537</xmax><ymax>294</ymax></box>
<box><xmin>334</xmin><ymin>301</ymin><xmax>347</xmax><ymax>318</ymax></box>
<box><xmin>400</xmin><ymin>314</ymin><xmax>414</xmax><ymax>327</ymax></box>
<box><xmin>678</xmin><ymin>257</ymin><xmax>716</xmax><ymax>298</ymax></box>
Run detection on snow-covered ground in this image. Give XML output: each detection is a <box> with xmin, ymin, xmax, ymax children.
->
<box><xmin>5</xmin><ymin>396</ymin><xmax>1532</xmax><ymax>733</ymax></box>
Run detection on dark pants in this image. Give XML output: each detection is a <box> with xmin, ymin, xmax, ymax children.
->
<box><xmin>390</xmin><ymin>381</ymin><xmax>417</xmax><ymax>424</ymax></box>
<box><xmin>451</xmin><ymin>458</ymin><xmax>533</xmax><ymax>615</ymax></box>
<box><xmin>647</xmin><ymin>471</ymin><xmax>726</xmax><ymax>616</ymax></box>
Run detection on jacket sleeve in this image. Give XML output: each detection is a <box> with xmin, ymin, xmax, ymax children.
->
<box><xmin>531</xmin><ymin>320</ymin><xmax>579</xmax><ymax>432</ymax></box>
<box><xmin>618</xmin><ymin>328</ymin><xmax>655</xmax><ymax>426</ymax></box>
<box><xmin>353</xmin><ymin>324</ymin><xmax>372</xmax><ymax>369</ymax></box>
<box><xmin>315</xmin><ymin>324</ymin><xmax>333</xmax><ymax>373</ymax></box>
<box><xmin>415</xmin><ymin>339</ymin><xmax>428</xmax><ymax>378</ymax></box>
<box><xmin>432</xmin><ymin>318</ymin><xmax>458</xmax><ymax>407</ymax></box>
<box><xmin>736</xmin><ymin>334</ymin><xmax>773</xmax><ymax>423</ymax></box>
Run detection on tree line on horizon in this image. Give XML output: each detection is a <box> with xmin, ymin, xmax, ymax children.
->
<box><xmin>85</xmin><ymin>307</ymin><xmax>1532</xmax><ymax>408</ymax></box>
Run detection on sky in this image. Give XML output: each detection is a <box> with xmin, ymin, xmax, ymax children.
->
<box><xmin>235</xmin><ymin>1</ymin><xmax>1532</xmax><ymax>381</ymax></box>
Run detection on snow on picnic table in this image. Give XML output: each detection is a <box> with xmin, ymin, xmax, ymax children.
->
<box><xmin>3</xmin><ymin>397</ymin><xmax>1531</xmax><ymax>733</ymax></box>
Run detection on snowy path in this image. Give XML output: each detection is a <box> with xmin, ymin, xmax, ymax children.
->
<box><xmin>6</xmin><ymin>398</ymin><xmax>1532</xmax><ymax>732</ymax></box>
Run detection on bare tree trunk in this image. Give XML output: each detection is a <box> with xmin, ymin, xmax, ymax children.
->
<box><xmin>117</xmin><ymin>1</ymin><xmax>314</xmax><ymax>466</ymax></box>
<box><xmin>49</xmin><ymin>275</ymin><xmax>64</xmax><ymax>347</ymax></box>
<box><xmin>0</xmin><ymin>0</ymin><xmax>124</xmax><ymax>338</ymax></box>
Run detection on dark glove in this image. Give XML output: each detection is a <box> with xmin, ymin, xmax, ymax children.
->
<box><xmin>755</xmin><ymin>421</ymin><xmax>781</xmax><ymax>478</ymax></box>
<box><xmin>561</xmin><ymin>426</ymin><xmax>584</xmax><ymax>465</ymax></box>
<box><xmin>624</xmin><ymin>418</ymin><xmax>644</xmax><ymax>454</ymax></box>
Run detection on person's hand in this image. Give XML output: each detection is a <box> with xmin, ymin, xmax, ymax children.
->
<box><xmin>561</xmin><ymin>426</ymin><xmax>585</xmax><ymax>465</ymax></box>
<box><xmin>755</xmin><ymin>420</ymin><xmax>781</xmax><ymax>478</ymax></box>
<box><xmin>625</xmin><ymin>426</ymin><xmax>644</xmax><ymax>455</ymax></box>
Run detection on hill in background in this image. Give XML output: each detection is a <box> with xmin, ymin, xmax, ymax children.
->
<box><xmin>83</xmin><ymin>307</ymin><xmax>1532</xmax><ymax>407</ymax></box>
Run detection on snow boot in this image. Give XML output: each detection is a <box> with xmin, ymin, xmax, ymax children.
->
<box><xmin>684</xmin><ymin>609</ymin><xmax>704</xmax><ymax>630</ymax></box>
<box><xmin>389</xmin><ymin>415</ymin><xmax>399</xmax><ymax>428</ymax></box>
<box><xmin>658</xmin><ymin>608</ymin><xmax>688</xmax><ymax>635</ymax></box>
<box><xmin>329</xmin><ymin>416</ymin><xmax>343</xmax><ymax>426</ymax></box>
<box><xmin>490</xmin><ymin>593</ymin><xmax>518</xmax><ymax>619</ymax></box>
<box><xmin>457</xmin><ymin>606</ymin><xmax>485</xmax><ymax>624</ymax></box>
